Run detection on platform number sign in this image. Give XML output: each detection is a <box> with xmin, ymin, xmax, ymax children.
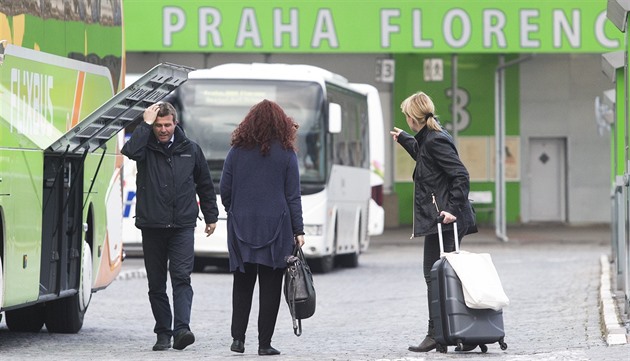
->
<box><xmin>376</xmin><ymin>58</ymin><xmax>395</xmax><ymax>83</ymax></box>
<box><xmin>424</xmin><ymin>58</ymin><xmax>443</xmax><ymax>82</ymax></box>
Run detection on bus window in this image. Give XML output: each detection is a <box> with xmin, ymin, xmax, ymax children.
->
<box><xmin>173</xmin><ymin>79</ymin><xmax>326</xmax><ymax>185</ymax></box>
<box><xmin>327</xmin><ymin>84</ymin><xmax>369</xmax><ymax>169</ymax></box>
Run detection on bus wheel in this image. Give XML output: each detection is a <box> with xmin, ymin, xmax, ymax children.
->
<box><xmin>193</xmin><ymin>256</ymin><xmax>209</xmax><ymax>273</ymax></box>
<box><xmin>5</xmin><ymin>303</ymin><xmax>46</xmax><ymax>332</ymax></box>
<box><xmin>79</xmin><ymin>241</ymin><xmax>93</xmax><ymax>311</ymax></box>
<box><xmin>45</xmin><ymin>241</ymin><xmax>92</xmax><ymax>333</ymax></box>
<box><xmin>311</xmin><ymin>255</ymin><xmax>334</xmax><ymax>274</ymax></box>
<box><xmin>337</xmin><ymin>250</ymin><xmax>359</xmax><ymax>268</ymax></box>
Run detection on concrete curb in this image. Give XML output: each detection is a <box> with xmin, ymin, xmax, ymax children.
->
<box><xmin>599</xmin><ymin>255</ymin><xmax>629</xmax><ymax>345</ymax></box>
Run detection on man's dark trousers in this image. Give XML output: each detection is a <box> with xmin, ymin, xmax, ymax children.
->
<box><xmin>142</xmin><ymin>227</ymin><xmax>195</xmax><ymax>337</ymax></box>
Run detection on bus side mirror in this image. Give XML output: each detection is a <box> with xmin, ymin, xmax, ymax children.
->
<box><xmin>328</xmin><ymin>103</ymin><xmax>342</xmax><ymax>133</ymax></box>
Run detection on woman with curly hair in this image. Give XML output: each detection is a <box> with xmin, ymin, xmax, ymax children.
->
<box><xmin>220</xmin><ymin>99</ymin><xmax>305</xmax><ymax>356</ymax></box>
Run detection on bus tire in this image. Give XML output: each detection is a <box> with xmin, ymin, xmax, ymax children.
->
<box><xmin>79</xmin><ymin>241</ymin><xmax>93</xmax><ymax>311</ymax></box>
<box><xmin>311</xmin><ymin>255</ymin><xmax>334</xmax><ymax>274</ymax></box>
<box><xmin>337</xmin><ymin>251</ymin><xmax>359</xmax><ymax>268</ymax></box>
<box><xmin>5</xmin><ymin>303</ymin><xmax>46</xmax><ymax>332</ymax></box>
<box><xmin>193</xmin><ymin>256</ymin><xmax>209</xmax><ymax>273</ymax></box>
<box><xmin>45</xmin><ymin>293</ymin><xmax>84</xmax><ymax>333</ymax></box>
<box><xmin>44</xmin><ymin>241</ymin><xmax>92</xmax><ymax>333</ymax></box>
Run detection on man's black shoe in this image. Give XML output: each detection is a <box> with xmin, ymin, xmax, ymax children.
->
<box><xmin>173</xmin><ymin>330</ymin><xmax>195</xmax><ymax>350</ymax></box>
<box><xmin>230</xmin><ymin>339</ymin><xmax>245</xmax><ymax>353</ymax></box>
<box><xmin>258</xmin><ymin>346</ymin><xmax>281</xmax><ymax>356</ymax></box>
<box><xmin>152</xmin><ymin>334</ymin><xmax>171</xmax><ymax>351</ymax></box>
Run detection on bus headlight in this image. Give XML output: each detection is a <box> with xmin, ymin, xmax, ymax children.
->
<box><xmin>303</xmin><ymin>224</ymin><xmax>323</xmax><ymax>236</ymax></box>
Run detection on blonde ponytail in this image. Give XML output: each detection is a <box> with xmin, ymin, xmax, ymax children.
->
<box><xmin>401</xmin><ymin>91</ymin><xmax>441</xmax><ymax>130</ymax></box>
<box><xmin>425</xmin><ymin>114</ymin><xmax>441</xmax><ymax>131</ymax></box>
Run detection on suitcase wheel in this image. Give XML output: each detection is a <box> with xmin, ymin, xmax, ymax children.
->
<box><xmin>499</xmin><ymin>339</ymin><xmax>508</xmax><ymax>350</ymax></box>
<box><xmin>436</xmin><ymin>343</ymin><xmax>448</xmax><ymax>353</ymax></box>
<box><xmin>455</xmin><ymin>342</ymin><xmax>484</xmax><ymax>352</ymax></box>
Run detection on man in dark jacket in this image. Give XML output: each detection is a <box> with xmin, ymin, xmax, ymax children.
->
<box><xmin>122</xmin><ymin>102</ymin><xmax>219</xmax><ymax>351</ymax></box>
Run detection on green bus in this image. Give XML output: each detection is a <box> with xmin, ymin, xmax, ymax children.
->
<box><xmin>0</xmin><ymin>1</ymin><xmax>126</xmax><ymax>333</ymax></box>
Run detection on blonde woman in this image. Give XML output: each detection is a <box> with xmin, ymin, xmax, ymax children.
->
<box><xmin>391</xmin><ymin>91</ymin><xmax>477</xmax><ymax>352</ymax></box>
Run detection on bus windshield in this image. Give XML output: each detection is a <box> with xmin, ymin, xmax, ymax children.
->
<box><xmin>175</xmin><ymin>79</ymin><xmax>326</xmax><ymax>186</ymax></box>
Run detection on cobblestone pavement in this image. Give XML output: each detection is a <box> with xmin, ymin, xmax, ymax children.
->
<box><xmin>0</xmin><ymin>225</ymin><xmax>629</xmax><ymax>360</ymax></box>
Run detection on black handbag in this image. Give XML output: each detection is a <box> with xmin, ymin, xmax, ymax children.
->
<box><xmin>284</xmin><ymin>245</ymin><xmax>316</xmax><ymax>336</ymax></box>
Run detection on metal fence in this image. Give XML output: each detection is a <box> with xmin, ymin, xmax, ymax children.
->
<box><xmin>611</xmin><ymin>176</ymin><xmax>630</xmax><ymax>315</ymax></box>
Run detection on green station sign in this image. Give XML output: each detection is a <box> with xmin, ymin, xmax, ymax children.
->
<box><xmin>124</xmin><ymin>0</ymin><xmax>623</xmax><ymax>53</ymax></box>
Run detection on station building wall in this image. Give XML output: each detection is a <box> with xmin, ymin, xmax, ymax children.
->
<box><xmin>126</xmin><ymin>52</ymin><xmax>612</xmax><ymax>225</ymax></box>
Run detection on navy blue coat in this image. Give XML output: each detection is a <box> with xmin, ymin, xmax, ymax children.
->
<box><xmin>220</xmin><ymin>142</ymin><xmax>304</xmax><ymax>272</ymax></box>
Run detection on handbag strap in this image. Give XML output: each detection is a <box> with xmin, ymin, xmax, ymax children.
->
<box><xmin>287</xmin><ymin>246</ymin><xmax>304</xmax><ymax>336</ymax></box>
<box><xmin>292</xmin><ymin>244</ymin><xmax>305</xmax><ymax>258</ymax></box>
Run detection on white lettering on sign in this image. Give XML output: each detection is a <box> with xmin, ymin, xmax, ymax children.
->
<box><xmin>163</xmin><ymin>7</ymin><xmax>186</xmax><ymax>47</ymax></box>
<box><xmin>274</xmin><ymin>8</ymin><xmax>298</xmax><ymax>48</ymax></box>
<box><xmin>520</xmin><ymin>9</ymin><xmax>540</xmax><ymax>48</ymax></box>
<box><xmin>312</xmin><ymin>9</ymin><xmax>339</xmax><ymax>48</ymax></box>
<box><xmin>553</xmin><ymin>9</ymin><xmax>579</xmax><ymax>48</ymax></box>
<box><xmin>174</xmin><ymin>7</ymin><xmax>341</xmax><ymax>49</ymax></box>
<box><xmin>443</xmin><ymin>9</ymin><xmax>472</xmax><ymax>48</ymax></box>
<box><xmin>379</xmin><ymin>9</ymin><xmax>617</xmax><ymax>51</ymax></box>
<box><xmin>236</xmin><ymin>8</ymin><xmax>262</xmax><ymax>47</ymax></box>
<box><xmin>596</xmin><ymin>11</ymin><xmax>619</xmax><ymax>48</ymax></box>
<box><xmin>199</xmin><ymin>8</ymin><xmax>222</xmax><ymax>47</ymax></box>
<box><xmin>483</xmin><ymin>9</ymin><xmax>507</xmax><ymax>48</ymax></box>
<box><xmin>160</xmin><ymin>7</ymin><xmax>619</xmax><ymax>51</ymax></box>
<box><xmin>9</xmin><ymin>68</ymin><xmax>54</xmax><ymax>136</ymax></box>
<box><xmin>412</xmin><ymin>10</ymin><xmax>433</xmax><ymax>48</ymax></box>
<box><xmin>381</xmin><ymin>9</ymin><xmax>400</xmax><ymax>48</ymax></box>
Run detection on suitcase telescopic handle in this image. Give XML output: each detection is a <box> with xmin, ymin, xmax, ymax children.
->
<box><xmin>437</xmin><ymin>215</ymin><xmax>459</xmax><ymax>255</ymax></box>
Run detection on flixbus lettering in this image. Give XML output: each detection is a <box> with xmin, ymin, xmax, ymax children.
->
<box><xmin>9</xmin><ymin>68</ymin><xmax>54</xmax><ymax>135</ymax></box>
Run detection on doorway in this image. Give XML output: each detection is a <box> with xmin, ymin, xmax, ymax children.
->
<box><xmin>528</xmin><ymin>137</ymin><xmax>567</xmax><ymax>222</ymax></box>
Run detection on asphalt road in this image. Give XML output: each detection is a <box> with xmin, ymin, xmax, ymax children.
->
<box><xmin>0</xmin><ymin>229</ymin><xmax>629</xmax><ymax>360</ymax></box>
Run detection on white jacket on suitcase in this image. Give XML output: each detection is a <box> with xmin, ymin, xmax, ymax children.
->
<box><xmin>444</xmin><ymin>251</ymin><xmax>510</xmax><ymax>311</ymax></box>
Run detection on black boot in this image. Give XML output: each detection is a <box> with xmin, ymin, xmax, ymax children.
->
<box><xmin>408</xmin><ymin>320</ymin><xmax>437</xmax><ymax>352</ymax></box>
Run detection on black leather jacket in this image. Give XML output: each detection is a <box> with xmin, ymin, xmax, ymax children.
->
<box><xmin>397</xmin><ymin>126</ymin><xmax>476</xmax><ymax>237</ymax></box>
<box><xmin>121</xmin><ymin>122</ymin><xmax>219</xmax><ymax>229</ymax></box>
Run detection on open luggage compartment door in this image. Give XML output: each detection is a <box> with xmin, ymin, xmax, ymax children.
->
<box><xmin>46</xmin><ymin>62</ymin><xmax>194</xmax><ymax>155</ymax></box>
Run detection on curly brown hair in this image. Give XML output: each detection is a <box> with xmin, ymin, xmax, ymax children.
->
<box><xmin>231</xmin><ymin>99</ymin><xmax>298</xmax><ymax>156</ymax></box>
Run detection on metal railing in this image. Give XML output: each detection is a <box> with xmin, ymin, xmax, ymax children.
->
<box><xmin>611</xmin><ymin>175</ymin><xmax>630</xmax><ymax>315</ymax></box>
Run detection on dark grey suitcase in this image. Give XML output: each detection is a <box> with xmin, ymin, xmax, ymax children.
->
<box><xmin>429</xmin><ymin>219</ymin><xmax>508</xmax><ymax>353</ymax></box>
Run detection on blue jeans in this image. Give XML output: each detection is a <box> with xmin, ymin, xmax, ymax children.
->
<box><xmin>141</xmin><ymin>227</ymin><xmax>195</xmax><ymax>336</ymax></box>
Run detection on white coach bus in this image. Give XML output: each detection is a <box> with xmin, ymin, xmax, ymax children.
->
<box><xmin>122</xmin><ymin>63</ymin><xmax>385</xmax><ymax>273</ymax></box>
